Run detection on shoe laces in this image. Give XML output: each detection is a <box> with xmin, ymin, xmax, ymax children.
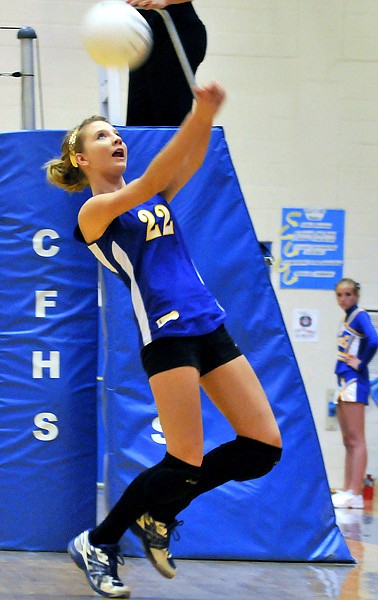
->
<box><xmin>98</xmin><ymin>544</ymin><xmax>125</xmax><ymax>581</ymax></box>
<box><xmin>167</xmin><ymin>519</ymin><xmax>183</xmax><ymax>543</ymax></box>
<box><xmin>148</xmin><ymin>518</ymin><xmax>183</xmax><ymax>550</ymax></box>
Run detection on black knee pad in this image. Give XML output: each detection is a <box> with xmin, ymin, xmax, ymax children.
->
<box><xmin>199</xmin><ymin>436</ymin><xmax>282</xmax><ymax>490</ymax></box>
<box><xmin>232</xmin><ymin>436</ymin><xmax>282</xmax><ymax>481</ymax></box>
<box><xmin>143</xmin><ymin>453</ymin><xmax>201</xmax><ymax>504</ymax></box>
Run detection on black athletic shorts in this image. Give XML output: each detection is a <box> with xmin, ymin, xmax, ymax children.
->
<box><xmin>141</xmin><ymin>324</ymin><xmax>242</xmax><ymax>379</ymax></box>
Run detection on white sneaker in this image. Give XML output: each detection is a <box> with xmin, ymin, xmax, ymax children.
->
<box><xmin>332</xmin><ymin>491</ymin><xmax>364</xmax><ymax>509</ymax></box>
<box><xmin>68</xmin><ymin>530</ymin><xmax>130</xmax><ymax>598</ymax></box>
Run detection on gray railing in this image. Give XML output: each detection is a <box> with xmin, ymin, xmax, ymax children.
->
<box><xmin>0</xmin><ymin>26</ymin><xmax>38</xmax><ymax>129</ymax></box>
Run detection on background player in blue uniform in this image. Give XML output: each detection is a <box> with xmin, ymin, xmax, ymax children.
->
<box><xmin>332</xmin><ymin>278</ymin><xmax>378</xmax><ymax>509</ymax></box>
<box><xmin>46</xmin><ymin>81</ymin><xmax>282</xmax><ymax>598</ymax></box>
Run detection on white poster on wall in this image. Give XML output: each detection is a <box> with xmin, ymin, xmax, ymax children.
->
<box><xmin>292</xmin><ymin>309</ymin><xmax>318</xmax><ymax>342</ymax></box>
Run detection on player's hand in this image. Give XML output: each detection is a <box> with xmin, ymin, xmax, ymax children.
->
<box><xmin>193</xmin><ymin>82</ymin><xmax>226</xmax><ymax>119</ymax></box>
<box><xmin>346</xmin><ymin>355</ymin><xmax>361</xmax><ymax>371</ymax></box>
<box><xmin>126</xmin><ymin>0</ymin><xmax>169</xmax><ymax>9</ymax></box>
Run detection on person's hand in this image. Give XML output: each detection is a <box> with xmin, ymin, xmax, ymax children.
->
<box><xmin>126</xmin><ymin>0</ymin><xmax>170</xmax><ymax>9</ymax></box>
<box><xmin>346</xmin><ymin>355</ymin><xmax>361</xmax><ymax>371</ymax></box>
<box><xmin>193</xmin><ymin>82</ymin><xmax>226</xmax><ymax>120</ymax></box>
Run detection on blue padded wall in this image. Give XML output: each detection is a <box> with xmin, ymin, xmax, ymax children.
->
<box><xmin>0</xmin><ymin>131</ymin><xmax>98</xmax><ymax>550</ymax></box>
<box><xmin>0</xmin><ymin>127</ymin><xmax>353</xmax><ymax>561</ymax></box>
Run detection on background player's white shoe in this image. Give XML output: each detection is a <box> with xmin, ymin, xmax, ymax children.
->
<box><xmin>332</xmin><ymin>491</ymin><xmax>364</xmax><ymax>509</ymax></box>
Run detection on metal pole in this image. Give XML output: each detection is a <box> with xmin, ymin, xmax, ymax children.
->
<box><xmin>17</xmin><ymin>26</ymin><xmax>37</xmax><ymax>130</ymax></box>
<box><xmin>98</xmin><ymin>66</ymin><xmax>124</xmax><ymax>125</ymax></box>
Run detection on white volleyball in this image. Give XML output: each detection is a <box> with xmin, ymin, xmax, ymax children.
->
<box><xmin>82</xmin><ymin>1</ymin><xmax>153</xmax><ymax>70</ymax></box>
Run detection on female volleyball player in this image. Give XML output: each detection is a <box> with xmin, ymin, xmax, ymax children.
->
<box><xmin>332</xmin><ymin>278</ymin><xmax>378</xmax><ymax>510</ymax></box>
<box><xmin>46</xmin><ymin>81</ymin><xmax>282</xmax><ymax>598</ymax></box>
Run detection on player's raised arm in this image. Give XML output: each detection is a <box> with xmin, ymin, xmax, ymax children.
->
<box><xmin>147</xmin><ymin>82</ymin><xmax>226</xmax><ymax>202</ymax></box>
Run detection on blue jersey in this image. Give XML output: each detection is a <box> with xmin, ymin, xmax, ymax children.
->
<box><xmin>76</xmin><ymin>195</ymin><xmax>225</xmax><ymax>347</ymax></box>
<box><xmin>335</xmin><ymin>304</ymin><xmax>378</xmax><ymax>380</ymax></box>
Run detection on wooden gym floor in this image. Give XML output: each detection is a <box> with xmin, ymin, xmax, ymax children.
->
<box><xmin>1</xmin><ymin>489</ymin><xmax>377</xmax><ymax>599</ymax></box>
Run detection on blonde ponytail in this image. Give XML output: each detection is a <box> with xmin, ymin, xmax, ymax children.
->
<box><xmin>45</xmin><ymin>115</ymin><xmax>110</xmax><ymax>192</ymax></box>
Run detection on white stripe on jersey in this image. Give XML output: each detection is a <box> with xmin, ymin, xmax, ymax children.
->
<box><xmin>347</xmin><ymin>332</ymin><xmax>363</xmax><ymax>357</ymax></box>
<box><xmin>111</xmin><ymin>241</ymin><xmax>152</xmax><ymax>345</ymax></box>
<box><xmin>88</xmin><ymin>243</ymin><xmax>118</xmax><ymax>274</ymax></box>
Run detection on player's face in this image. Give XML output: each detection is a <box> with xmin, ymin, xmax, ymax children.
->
<box><xmin>336</xmin><ymin>283</ymin><xmax>358</xmax><ymax>311</ymax></box>
<box><xmin>79</xmin><ymin>121</ymin><xmax>127</xmax><ymax>175</ymax></box>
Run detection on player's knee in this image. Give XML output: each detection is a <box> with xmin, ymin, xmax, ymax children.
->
<box><xmin>143</xmin><ymin>453</ymin><xmax>201</xmax><ymax>503</ymax></box>
<box><xmin>232</xmin><ymin>436</ymin><xmax>282</xmax><ymax>481</ymax></box>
